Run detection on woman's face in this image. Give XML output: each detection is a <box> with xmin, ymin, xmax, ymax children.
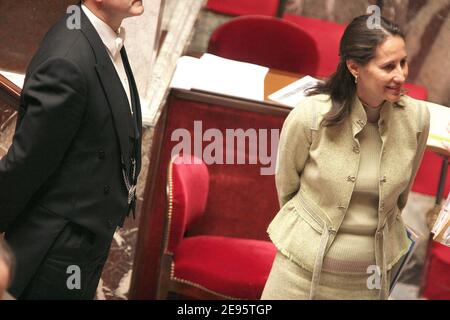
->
<box><xmin>351</xmin><ymin>35</ymin><xmax>408</xmax><ymax>107</ymax></box>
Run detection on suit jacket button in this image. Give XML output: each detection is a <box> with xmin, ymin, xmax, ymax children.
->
<box><xmin>104</xmin><ymin>185</ymin><xmax>111</xmax><ymax>194</ymax></box>
<box><xmin>98</xmin><ymin>149</ymin><xmax>106</xmax><ymax>159</ymax></box>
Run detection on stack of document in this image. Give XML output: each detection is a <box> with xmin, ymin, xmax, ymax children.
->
<box><xmin>268</xmin><ymin>75</ymin><xmax>322</xmax><ymax>108</ymax></box>
<box><xmin>432</xmin><ymin>193</ymin><xmax>450</xmax><ymax>247</ymax></box>
<box><xmin>425</xmin><ymin>101</ymin><xmax>450</xmax><ymax>152</ymax></box>
<box><xmin>170</xmin><ymin>53</ymin><xmax>269</xmax><ymax>101</ymax></box>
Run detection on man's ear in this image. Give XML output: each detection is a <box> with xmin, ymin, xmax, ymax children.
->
<box><xmin>346</xmin><ymin>59</ymin><xmax>360</xmax><ymax>78</ymax></box>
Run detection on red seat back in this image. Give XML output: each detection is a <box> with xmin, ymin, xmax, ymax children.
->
<box><xmin>283</xmin><ymin>14</ymin><xmax>346</xmax><ymax>77</ymax></box>
<box><xmin>208</xmin><ymin>15</ymin><xmax>319</xmax><ymax>74</ymax></box>
<box><xmin>206</xmin><ymin>0</ymin><xmax>279</xmax><ymax>17</ymax></box>
<box><xmin>403</xmin><ymin>83</ymin><xmax>428</xmax><ymax>100</ymax></box>
<box><xmin>167</xmin><ymin>154</ymin><xmax>209</xmax><ymax>253</ymax></box>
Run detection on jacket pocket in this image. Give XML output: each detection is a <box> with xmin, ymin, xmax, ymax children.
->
<box><xmin>267</xmin><ymin>199</ymin><xmax>325</xmax><ymax>272</ymax></box>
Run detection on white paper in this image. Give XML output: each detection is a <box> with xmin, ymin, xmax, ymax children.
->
<box><xmin>194</xmin><ymin>54</ymin><xmax>269</xmax><ymax>101</ymax></box>
<box><xmin>170</xmin><ymin>54</ymin><xmax>269</xmax><ymax>101</ymax></box>
<box><xmin>432</xmin><ymin>193</ymin><xmax>450</xmax><ymax>240</ymax></box>
<box><xmin>268</xmin><ymin>75</ymin><xmax>322</xmax><ymax>108</ymax></box>
<box><xmin>0</xmin><ymin>70</ymin><xmax>25</xmax><ymax>89</ymax></box>
<box><xmin>425</xmin><ymin>101</ymin><xmax>450</xmax><ymax>149</ymax></box>
<box><xmin>170</xmin><ymin>56</ymin><xmax>202</xmax><ymax>90</ymax></box>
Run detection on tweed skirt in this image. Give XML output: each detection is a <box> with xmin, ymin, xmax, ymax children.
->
<box><xmin>261</xmin><ymin>251</ymin><xmax>392</xmax><ymax>300</ymax></box>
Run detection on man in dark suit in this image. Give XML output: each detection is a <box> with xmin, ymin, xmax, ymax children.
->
<box><xmin>0</xmin><ymin>0</ymin><xmax>144</xmax><ymax>299</ymax></box>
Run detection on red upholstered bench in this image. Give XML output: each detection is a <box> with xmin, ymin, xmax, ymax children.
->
<box><xmin>172</xmin><ymin>235</ymin><xmax>277</xmax><ymax>299</ymax></box>
<box><xmin>283</xmin><ymin>14</ymin><xmax>346</xmax><ymax>77</ymax></box>
<box><xmin>130</xmin><ymin>90</ymin><xmax>285</xmax><ymax>299</ymax></box>
<box><xmin>422</xmin><ymin>241</ymin><xmax>450</xmax><ymax>300</ymax></box>
<box><xmin>208</xmin><ymin>15</ymin><xmax>319</xmax><ymax>74</ymax></box>
<box><xmin>157</xmin><ymin>154</ymin><xmax>277</xmax><ymax>300</ymax></box>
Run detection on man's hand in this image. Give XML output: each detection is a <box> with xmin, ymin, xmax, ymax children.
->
<box><xmin>0</xmin><ymin>239</ymin><xmax>12</xmax><ymax>300</ymax></box>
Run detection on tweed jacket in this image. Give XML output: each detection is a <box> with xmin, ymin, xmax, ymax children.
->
<box><xmin>267</xmin><ymin>93</ymin><xmax>430</xmax><ymax>299</ymax></box>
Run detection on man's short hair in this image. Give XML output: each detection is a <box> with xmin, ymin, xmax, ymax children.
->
<box><xmin>0</xmin><ymin>239</ymin><xmax>15</xmax><ymax>286</ymax></box>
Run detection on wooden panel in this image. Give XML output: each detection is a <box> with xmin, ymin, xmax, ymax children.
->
<box><xmin>0</xmin><ymin>0</ymin><xmax>78</xmax><ymax>73</ymax></box>
<box><xmin>130</xmin><ymin>89</ymin><xmax>289</xmax><ymax>299</ymax></box>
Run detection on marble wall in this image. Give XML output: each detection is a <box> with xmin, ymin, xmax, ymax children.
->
<box><xmin>0</xmin><ymin>0</ymin><xmax>79</xmax><ymax>73</ymax></box>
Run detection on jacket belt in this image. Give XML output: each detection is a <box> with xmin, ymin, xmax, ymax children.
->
<box><xmin>296</xmin><ymin>191</ymin><xmax>390</xmax><ymax>300</ymax></box>
<box><xmin>375</xmin><ymin>215</ymin><xmax>389</xmax><ymax>300</ymax></box>
<box><xmin>295</xmin><ymin>192</ymin><xmax>335</xmax><ymax>299</ymax></box>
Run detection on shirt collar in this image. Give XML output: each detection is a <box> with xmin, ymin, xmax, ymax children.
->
<box><xmin>351</xmin><ymin>95</ymin><xmax>390</xmax><ymax>136</ymax></box>
<box><xmin>82</xmin><ymin>4</ymin><xmax>125</xmax><ymax>59</ymax></box>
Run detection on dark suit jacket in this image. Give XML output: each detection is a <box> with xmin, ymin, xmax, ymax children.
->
<box><xmin>0</xmin><ymin>8</ymin><xmax>142</xmax><ymax>294</ymax></box>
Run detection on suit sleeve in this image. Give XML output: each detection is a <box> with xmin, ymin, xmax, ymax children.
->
<box><xmin>275</xmin><ymin>102</ymin><xmax>313</xmax><ymax>208</ymax></box>
<box><xmin>398</xmin><ymin>103</ymin><xmax>431</xmax><ymax>210</ymax></box>
<box><xmin>0</xmin><ymin>57</ymin><xmax>87</xmax><ymax>231</ymax></box>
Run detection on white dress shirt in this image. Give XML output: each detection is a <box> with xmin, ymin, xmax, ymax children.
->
<box><xmin>82</xmin><ymin>4</ymin><xmax>133</xmax><ymax>115</ymax></box>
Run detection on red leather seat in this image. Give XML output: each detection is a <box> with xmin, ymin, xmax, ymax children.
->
<box><xmin>283</xmin><ymin>14</ymin><xmax>346</xmax><ymax>77</ymax></box>
<box><xmin>208</xmin><ymin>15</ymin><xmax>319</xmax><ymax>75</ymax></box>
<box><xmin>157</xmin><ymin>154</ymin><xmax>277</xmax><ymax>299</ymax></box>
<box><xmin>422</xmin><ymin>241</ymin><xmax>450</xmax><ymax>300</ymax></box>
<box><xmin>403</xmin><ymin>82</ymin><xmax>428</xmax><ymax>100</ymax></box>
<box><xmin>206</xmin><ymin>0</ymin><xmax>280</xmax><ymax>17</ymax></box>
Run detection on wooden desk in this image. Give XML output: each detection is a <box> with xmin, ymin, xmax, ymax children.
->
<box><xmin>0</xmin><ymin>74</ymin><xmax>20</xmax><ymax>135</ymax></box>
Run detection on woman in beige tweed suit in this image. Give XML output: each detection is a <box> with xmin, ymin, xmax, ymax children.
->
<box><xmin>261</xmin><ymin>15</ymin><xmax>430</xmax><ymax>300</ymax></box>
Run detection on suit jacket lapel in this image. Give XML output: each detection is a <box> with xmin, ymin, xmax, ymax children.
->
<box><xmin>79</xmin><ymin>8</ymin><xmax>133</xmax><ymax>173</ymax></box>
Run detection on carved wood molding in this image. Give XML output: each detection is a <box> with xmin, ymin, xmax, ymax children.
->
<box><xmin>0</xmin><ymin>74</ymin><xmax>20</xmax><ymax>132</ymax></box>
<box><xmin>0</xmin><ymin>74</ymin><xmax>20</xmax><ymax>109</ymax></box>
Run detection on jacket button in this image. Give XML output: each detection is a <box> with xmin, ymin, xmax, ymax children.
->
<box><xmin>353</xmin><ymin>146</ymin><xmax>360</xmax><ymax>154</ymax></box>
<box><xmin>104</xmin><ymin>185</ymin><xmax>111</xmax><ymax>194</ymax></box>
<box><xmin>380</xmin><ymin>176</ymin><xmax>387</xmax><ymax>183</ymax></box>
<box><xmin>347</xmin><ymin>175</ymin><xmax>356</xmax><ymax>182</ymax></box>
<box><xmin>98</xmin><ymin>149</ymin><xmax>106</xmax><ymax>159</ymax></box>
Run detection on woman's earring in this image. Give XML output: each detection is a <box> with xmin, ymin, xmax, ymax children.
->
<box><xmin>354</xmin><ymin>75</ymin><xmax>358</xmax><ymax>84</ymax></box>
